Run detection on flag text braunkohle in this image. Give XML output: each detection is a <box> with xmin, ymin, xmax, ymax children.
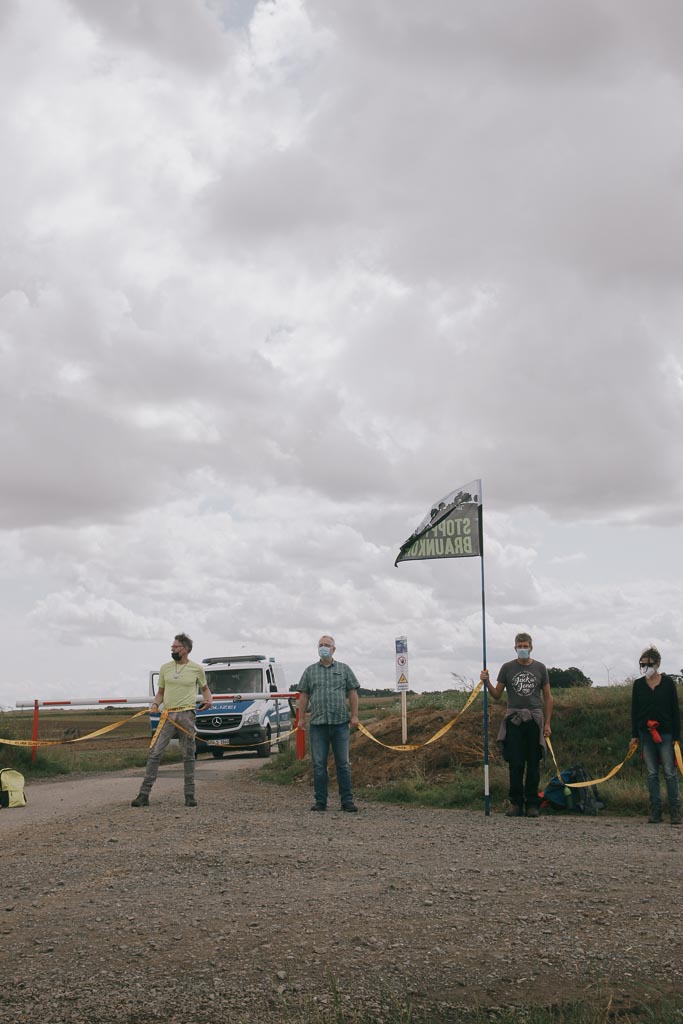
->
<box><xmin>395</xmin><ymin>480</ymin><xmax>482</xmax><ymax>566</ymax></box>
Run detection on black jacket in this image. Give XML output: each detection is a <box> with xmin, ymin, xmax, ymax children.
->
<box><xmin>631</xmin><ymin>673</ymin><xmax>681</xmax><ymax>741</ymax></box>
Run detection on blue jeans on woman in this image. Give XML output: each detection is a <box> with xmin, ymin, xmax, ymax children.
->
<box><xmin>309</xmin><ymin>722</ymin><xmax>354</xmax><ymax>807</ymax></box>
<box><xmin>639</xmin><ymin>730</ymin><xmax>680</xmax><ymax>817</ymax></box>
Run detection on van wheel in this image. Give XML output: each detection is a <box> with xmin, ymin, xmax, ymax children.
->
<box><xmin>211</xmin><ymin>749</ymin><xmax>225</xmax><ymax>759</ymax></box>
<box><xmin>256</xmin><ymin>728</ymin><xmax>272</xmax><ymax>758</ymax></box>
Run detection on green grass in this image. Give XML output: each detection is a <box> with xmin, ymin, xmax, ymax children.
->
<box><xmin>0</xmin><ymin>741</ymin><xmax>182</xmax><ymax>777</ymax></box>
<box><xmin>365</xmin><ymin>767</ymin><xmax>508</xmax><ymax>809</ymax></box>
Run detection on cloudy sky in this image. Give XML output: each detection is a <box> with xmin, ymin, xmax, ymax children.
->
<box><xmin>2</xmin><ymin>0</ymin><xmax>683</xmax><ymax>710</ymax></box>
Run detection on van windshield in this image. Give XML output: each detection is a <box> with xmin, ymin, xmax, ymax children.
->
<box><xmin>205</xmin><ymin>668</ymin><xmax>264</xmax><ymax>695</ymax></box>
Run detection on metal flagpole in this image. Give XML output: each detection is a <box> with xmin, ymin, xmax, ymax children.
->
<box><xmin>479</xmin><ymin>499</ymin><xmax>490</xmax><ymax>816</ymax></box>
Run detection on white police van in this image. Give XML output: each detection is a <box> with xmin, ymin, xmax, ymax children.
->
<box><xmin>148</xmin><ymin>654</ymin><xmax>290</xmax><ymax>758</ymax></box>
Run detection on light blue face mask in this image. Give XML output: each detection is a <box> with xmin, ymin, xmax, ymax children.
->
<box><xmin>516</xmin><ymin>647</ymin><xmax>531</xmax><ymax>660</ymax></box>
<box><xmin>318</xmin><ymin>646</ymin><xmax>332</xmax><ymax>659</ymax></box>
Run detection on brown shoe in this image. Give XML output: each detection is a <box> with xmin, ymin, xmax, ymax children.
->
<box><xmin>505</xmin><ymin>805</ymin><xmax>522</xmax><ymax>817</ymax></box>
<box><xmin>526</xmin><ymin>806</ymin><xmax>540</xmax><ymax>818</ymax></box>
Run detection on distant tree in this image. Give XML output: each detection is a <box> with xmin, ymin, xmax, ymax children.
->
<box><xmin>548</xmin><ymin>666</ymin><xmax>593</xmax><ymax>689</ymax></box>
<box><xmin>450</xmin><ymin>673</ymin><xmax>477</xmax><ymax>692</ymax></box>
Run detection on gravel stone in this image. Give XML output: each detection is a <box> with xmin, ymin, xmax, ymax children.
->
<box><xmin>1</xmin><ymin>766</ymin><xmax>682</xmax><ymax>1023</ymax></box>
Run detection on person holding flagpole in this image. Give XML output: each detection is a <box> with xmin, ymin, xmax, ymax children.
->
<box><xmin>480</xmin><ymin>633</ymin><xmax>553</xmax><ymax>818</ymax></box>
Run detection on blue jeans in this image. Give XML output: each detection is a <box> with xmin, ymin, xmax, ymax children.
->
<box><xmin>309</xmin><ymin>723</ymin><xmax>353</xmax><ymax>806</ymax></box>
<box><xmin>640</xmin><ymin>731</ymin><xmax>680</xmax><ymax>813</ymax></box>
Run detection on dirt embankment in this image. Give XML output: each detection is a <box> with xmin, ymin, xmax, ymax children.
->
<box><xmin>1</xmin><ymin>759</ymin><xmax>682</xmax><ymax>1023</ymax></box>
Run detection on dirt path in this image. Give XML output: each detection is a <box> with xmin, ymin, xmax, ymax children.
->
<box><xmin>1</xmin><ymin>765</ymin><xmax>681</xmax><ymax>1023</ymax></box>
<box><xmin>0</xmin><ymin>754</ymin><xmax>256</xmax><ymax>830</ymax></box>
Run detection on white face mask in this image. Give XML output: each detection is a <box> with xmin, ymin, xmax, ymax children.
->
<box><xmin>642</xmin><ymin>666</ymin><xmax>657</xmax><ymax>679</ymax></box>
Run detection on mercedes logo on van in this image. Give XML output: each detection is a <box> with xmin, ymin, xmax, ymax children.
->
<box><xmin>211</xmin><ymin>717</ymin><xmax>223</xmax><ymax>728</ymax></box>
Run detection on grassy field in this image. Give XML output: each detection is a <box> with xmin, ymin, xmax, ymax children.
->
<box><xmin>0</xmin><ymin>707</ymin><xmax>182</xmax><ymax>775</ymax></box>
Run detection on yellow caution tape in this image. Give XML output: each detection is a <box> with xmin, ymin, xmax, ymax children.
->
<box><xmin>674</xmin><ymin>740</ymin><xmax>683</xmax><ymax>775</ymax></box>
<box><xmin>545</xmin><ymin>736</ymin><xmax>639</xmax><ymax>788</ymax></box>
<box><xmin>0</xmin><ymin>708</ymin><xmax>150</xmax><ymax>747</ymax></box>
<box><xmin>149</xmin><ymin>707</ymin><xmax>196</xmax><ymax>748</ymax></box>
<box><xmin>357</xmin><ymin>681</ymin><xmax>483</xmax><ymax>752</ymax></box>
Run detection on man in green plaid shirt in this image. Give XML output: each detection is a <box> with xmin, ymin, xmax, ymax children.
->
<box><xmin>297</xmin><ymin>635</ymin><xmax>360</xmax><ymax>812</ymax></box>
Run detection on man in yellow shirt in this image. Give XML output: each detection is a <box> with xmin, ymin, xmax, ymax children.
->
<box><xmin>132</xmin><ymin>633</ymin><xmax>213</xmax><ymax>808</ymax></box>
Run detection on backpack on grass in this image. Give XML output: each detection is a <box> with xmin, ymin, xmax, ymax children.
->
<box><xmin>0</xmin><ymin>768</ymin><xmax>27</xmax><ymax>808</ymax></box>
<box><xmin>541</xmin><ymin>764</ymin><xmax>603</xmax><ymax>815</ymax></box>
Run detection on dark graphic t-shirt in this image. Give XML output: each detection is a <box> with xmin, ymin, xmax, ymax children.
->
<box><xmin>497</xmin><ymin>659</ymin><xmax>549</xmax><ymax>712</ymax></box>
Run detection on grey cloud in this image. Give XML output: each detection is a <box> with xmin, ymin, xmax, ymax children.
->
<box><xmin>3</xmin><ymin>1</ymin><xmax>683</xmax><ymax>704</ymax></box>
<box><xmin>66</xmin><ymin>0</ymin><xmax>231</xmax><ymax>72</ymax></box>
<box><xmin>201</xmin><ymin>148</ymin><xmax>349</xmax><ymax>239</ymax></box>
<box><xmin>28</xmin><ymin>589</ymin><xmax>169</xmax><ymax>643</ymax></box>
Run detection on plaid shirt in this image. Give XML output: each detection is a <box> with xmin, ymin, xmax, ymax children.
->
<box><xmin>297</xmin><ymin>660</ymin><xmax>360</xmax><ymax>725</ymax></box>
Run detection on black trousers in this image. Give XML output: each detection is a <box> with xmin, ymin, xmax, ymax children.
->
<box><xmin>504</xmin><ymin>718</ymin><xmax>542</xmax><ymax>809</ymax></box>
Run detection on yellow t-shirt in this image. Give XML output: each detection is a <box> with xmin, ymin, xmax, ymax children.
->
<box><xmin>158</xmin><ymin>660</ymin><xmax>207</xmax><ymax>709</ymax></box>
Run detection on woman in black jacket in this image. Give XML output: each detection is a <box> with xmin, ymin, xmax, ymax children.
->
<box><xmin>631</xmin><ymin>646</ymin><xmax>681</xmax><ymax>825</ymax></box>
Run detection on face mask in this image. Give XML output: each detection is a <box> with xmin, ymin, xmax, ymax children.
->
<box><xmin>642</xmin><ymin>666</ymin><xmax>657</xmax><ymax>679</ymax></box>
<box><xmin>516</xmin><ymin>647</ymin><xmax>531</xmax><ymax>660</ymax></box>
<box><xmin>318</xmin><ymin>646</ymin><xmax>332</xmax><ymax>659</ymax></box>
<box><xmin>171</xmin><ymin>651</ymin><xmax>182</xmax><ymax>662</ymax></box>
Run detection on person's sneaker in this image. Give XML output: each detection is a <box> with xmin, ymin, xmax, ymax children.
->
<box><xmin>526</xmin><ymin>806</ymin><xmax>540</xmax><ymax>818</ymax></box>
<box><xmin>131</xmin><ymin>794</ymin><xmax>149</xmax><ymax>807</ymax></box>
<box><xmin>505</xmin><ymin>804</ymin><xmax>522</xmax><ymax>817</ymax></box>
<box><xmin>341</xmin><ymin>802</ymin><xmax>359</xmax><ymax>813</ymax></box>
<box><xmin>671</xmin><ymin>812</ymin><xmax>682</xmax><ymax>826</ymax></box>
<box><xmin>310</xmin><ymin>802</ymin><xmax>327</xmax><ymax>812</ymax></box>
<box><xmin>185</xmin><ymin>796</ymin><xmax>198</xmax><ymax>807</ymax></box>
<box><xmin>648</xmin><ymin>812</ymin><xmax>663</xmax><ymax>823</ymax></box>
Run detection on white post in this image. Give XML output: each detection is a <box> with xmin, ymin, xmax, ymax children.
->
<box><xmin>395</xmin><ymin>636</ymin><xmax>409</xmax><ymax>745</ymax></box>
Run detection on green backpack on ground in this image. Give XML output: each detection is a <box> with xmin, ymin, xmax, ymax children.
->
<box><xmin>0</xmin><ymin>768</ymin><xmax>27</xmax><ymax>808</ymax></box>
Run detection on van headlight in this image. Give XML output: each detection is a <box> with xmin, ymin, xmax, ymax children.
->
<box><xmin>242</xmin><ymin>706</ymin><xmax>261</xmax><ymax>726</ymax></box>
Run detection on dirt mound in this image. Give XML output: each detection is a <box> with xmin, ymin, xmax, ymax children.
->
<box><xmin>351</xmin><ymin>703</ymin><xmax>507</xmax><ymax>786</ymax></box>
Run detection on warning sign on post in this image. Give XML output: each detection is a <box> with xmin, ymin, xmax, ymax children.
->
<box><xmin>395</xmin><ymin>637</ymin><xmax>409</xmax><ymax>691</ymax></box>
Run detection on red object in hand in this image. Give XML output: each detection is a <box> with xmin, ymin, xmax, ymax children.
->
<box><xmin>647</xmin><ymin>719</ymin><xmax>662</xmax><ymax>744</ymax></box>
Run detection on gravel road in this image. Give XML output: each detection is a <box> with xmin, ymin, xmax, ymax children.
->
<box><xmin>1</xmin><ymin>759</ymin><xmax>681</xmax><ymax>1023</ymax></box>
